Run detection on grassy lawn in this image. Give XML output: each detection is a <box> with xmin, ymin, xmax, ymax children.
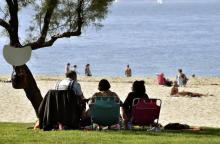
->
<box><xmin>0</xmin><ymin>123</ymin><xmax>220</xmax><ymax>144</ymax></box>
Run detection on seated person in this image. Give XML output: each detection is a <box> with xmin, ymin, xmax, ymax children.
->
<box><xmin>87</xmin><ymin>79</ymin><xmax>122</xmax><ymax>129</ymax></box>
<box><xmin>122</xmin><ymin>80</ymin><xmax>149</xmax><ymax>129</ymax></box>
<box><xmin>157</xmin><ymin>73</ymin><xmax>173</xmax><ymax>87</ymax></box>
<box><xmin>171</xmin><ymin>81</ymin><xmax>207</xmax><ymax>97</ymax></box>
<box><xmin>90</xmin><ymin>79</ymin><xmax>121</xmax><ymax>103</ymax></box>
<box><xmin>37</xmin><ymin>71</ymin><xmax>86</xmax><ymax>130</ymax></box>
<box><xmin>56</xmin><ymin>70</ymin><xmax>86</xmax><ymax>121</ymax></box>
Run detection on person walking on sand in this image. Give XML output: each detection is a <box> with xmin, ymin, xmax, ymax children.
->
<box><xmin>85</xmin><ymin>64</ymin><xmax>92</xmax><ymax>76</ymax></box>
<box><xmin>125</xmin><ymin>65</ymin><xmax>132</xmax><ymax>77</ymax></box>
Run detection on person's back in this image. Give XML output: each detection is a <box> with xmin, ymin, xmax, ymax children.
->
<box><xmin>122</xmin><ymin>80</ymin><xmax>149</xmax><ymax>129</ymax></box>
<box><xmin>56</xmin><ymin>77</ymin><xmax>83</xmax><ymax>97</ymax></box>
<box><xmin>39</xmin><ymin>71</ymin><xmax>85</xmax><ymax>130</ymax></box>
<box><xmin>91</xmin><ymin>79</ymin><xmax>121</xmax><ymax>103</ymax></box>
<box><xmin>56</xmin><ymin>71</ymin><xmax>86</xmax><ymax>117</ymax></box>
<box><xmin>87</xmin><ymin>79</ymin><xmax>121</xmax><ymax>129</ymax></box>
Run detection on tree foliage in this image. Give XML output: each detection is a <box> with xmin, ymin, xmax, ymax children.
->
<box><xmin>0</xmin><ymin>0</ymin><xmax>113</xmax><ymax>49</ymax></box>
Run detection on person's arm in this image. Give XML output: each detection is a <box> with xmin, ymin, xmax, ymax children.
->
<box><xmin>122</xmin><ymin>93</ymin><xmax>133</xmax><ymax>121</ymax></box>
<box><xmin>113</xmin><ymin>92</ymin><xmax>123</xmax><ymax>106</ymax></box>
<box><xmin>72</xmin><ymin>82</ymin><xmax>86</xmax><ymax>113</ymax></box>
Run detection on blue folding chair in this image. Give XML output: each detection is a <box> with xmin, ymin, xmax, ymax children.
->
<box><xmin>89</xmin><ymin>96</ymin><xmax>120</xmax><ymax>129</ymax></box>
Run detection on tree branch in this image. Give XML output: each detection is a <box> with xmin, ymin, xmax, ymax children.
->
<box><xmin>36</xmin><ymin>0</ymin><xmax>58</xmax><ymax>44</ymax></box>
<box><xmin>26</xmin><ymin>30</ymin><xmax>81</xmax><ymax>50</ymax></box>
<box><xmin>6</xmin><ymin>0</ymin><xmax>21</xmax><ymax>47</ymax></box>
<box><xmin>25</xmin><ymin>0</ymin><xmax>84</xmax><ymax>50</ymax></box>
<box><xmin>6</xmin><ymin>0</ymin><xmax>13</xmax><ymax>7</ymax></box>
<box><xmin>0</xmin><ymin>18</ymin><xmax>10</xmax><ymax>32</ymax></box>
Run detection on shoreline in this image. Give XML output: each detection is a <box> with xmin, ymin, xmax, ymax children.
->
<box><xmin>0</xmin><ymin>75</ymin><xmax>220</xmax><ymax>128</ymax></box>
<box><xmin>1</xmin><ymin>74</ymin><xmax>220</xmax><ymax>84</ymax></box>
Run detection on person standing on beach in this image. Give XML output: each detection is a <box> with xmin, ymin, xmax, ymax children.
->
<box><xmin>73</xmin><ymin>65</ymin><xmax>79</xmax><ymax>74</ymax></box>
<box><xmin>65</xmin><ymin>63</ymin><xmax>71</xmax><ymax>76</ymax></box>
<box><xmin>125</xmin><ymin>65</ymin><xmax>132</xmax><ymax>77</ymax></box>
<box><xmin>176</xmin><ymin>69</ymin><xmax>188</xmax><ymax>87</ymax></box>
<box><xmin>85</xmin><ymin>64</ymin><xmax>92</xmax><ymax>76</ymax></box>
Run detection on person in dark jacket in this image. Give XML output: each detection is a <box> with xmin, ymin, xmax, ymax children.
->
<box><xmin>122</xmin><ymin>80</ymin><xmax>149</xmax><ymax>129</ymax></box>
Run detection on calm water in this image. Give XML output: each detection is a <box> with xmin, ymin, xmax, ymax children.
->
<box><xmin>0</xmin><ymin>0</ymin><xmax>220</xmax><ymax>76</ymax></box>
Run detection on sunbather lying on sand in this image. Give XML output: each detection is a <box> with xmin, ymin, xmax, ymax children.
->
<box><xmin>170</xmin><ymin>81</ymin><xmax>208</xmax><ymax>97</ymax></box>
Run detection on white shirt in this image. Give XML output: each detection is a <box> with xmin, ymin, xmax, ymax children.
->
<box><xmin>55</xmin><ymin>78</ymin><xmax>83</xmax><ymax>96</ymax></box>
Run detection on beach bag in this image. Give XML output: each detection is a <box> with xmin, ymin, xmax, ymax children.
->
<box><xmin>11</xmin><ymin>68</ymin><xmax>28</xmax><ymax>89</ymax></box>
<box><xmin>164</xmin><ymin>123</ymin><xmax>190</xmax><ymax>130</ymax></box>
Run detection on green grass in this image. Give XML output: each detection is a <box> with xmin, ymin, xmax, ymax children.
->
<box><xmin>0</xmin><ymin>123</ymin><xmax>220</xmax><ymax>144</ymax></box>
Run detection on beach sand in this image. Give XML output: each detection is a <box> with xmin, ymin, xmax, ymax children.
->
<box><xmin>0</xmin><ymin>75</ymin><xmax>220</xmax><ymax>128</ymax></box>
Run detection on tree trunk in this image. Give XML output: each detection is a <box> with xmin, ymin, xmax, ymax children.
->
<box><xmin>13</xmin><ymin>65</ymin><xmax>43</xmax><ymax>117</ymax></box>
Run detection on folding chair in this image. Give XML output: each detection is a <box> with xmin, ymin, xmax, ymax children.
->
<box><xmin>131</xmin><ymin>98</ymin><xmax>162</xmax><ymax>129</ymax></box>
<box><xmin>89</xmin><ymin>96</ymin><xmax>120</xmax><ymax>130</ymax></box>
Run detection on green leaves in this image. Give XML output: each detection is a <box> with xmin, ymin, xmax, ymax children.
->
<box><xmin>0</xmin><ymin>0</ymin><xmax>114</xmax><ymax>48</ymax></box>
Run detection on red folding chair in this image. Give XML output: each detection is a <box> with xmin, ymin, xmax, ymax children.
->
<box><xmin>131</xmin><ymin>98</ymin><xmax>162</xmax><ymax>128</ymax></box>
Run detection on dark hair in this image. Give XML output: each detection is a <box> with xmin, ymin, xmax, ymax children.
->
<box><xmin>132</xmin><ymin>80</ymin><xmax>146</xmax><ymax>94</ymax></box>
<box><xmin>178</xmin><ymin>69</ymin><xmax>182</xmax><ymax>73</ymax></box>
<box><xmin>98</xmin><ymin>79</ymin><xmax>111</xmax><ymax>91</ymax></box>
<box><xmin>66</xmin><ymin>70</ymin><xmax>76</xmax><ymax>79</ymax></box>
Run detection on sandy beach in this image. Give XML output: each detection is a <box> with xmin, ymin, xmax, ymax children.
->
<box><xmin>0</xmin><ymin>75</ymin><xmax>220</xmax><ymax>128</ymax></box>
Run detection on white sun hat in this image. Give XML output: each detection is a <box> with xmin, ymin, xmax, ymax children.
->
<box><xmin>3</xmin><ymin>45</ymin><xmax>32</xmax><ymax>66</ymax></box>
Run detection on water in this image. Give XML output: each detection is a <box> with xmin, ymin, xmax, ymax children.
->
<box><xmin>0</xmin><ymin>0</ymin><xmax>220</xmax><ymax>76</ymax></box>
